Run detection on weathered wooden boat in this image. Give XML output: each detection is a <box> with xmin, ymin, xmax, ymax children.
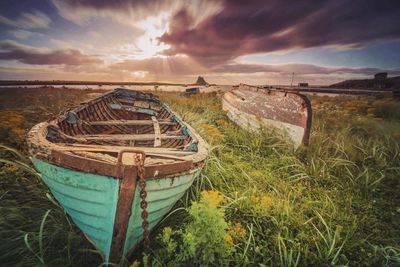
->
<box><xmin>27</xmin><ymin>88</ymin><xmax>208</xmax><ymax>262</ymax></box>
<box><xmin>222</xmin><ymin>84</ymin><xmax>312</xmax><ymax>147</ymax></box>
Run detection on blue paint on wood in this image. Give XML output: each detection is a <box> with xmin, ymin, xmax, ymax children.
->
<box><xmin>123</xmin><ymin>170</ymin><xmax>201</xmax><ymax>254</ymax></box>
<box><xmin>32</xmin><ymin>158</ymin><xmax>202</xmax><ymax>261</ymax></box>
<box><xmin>32</xmin><ymin>158</ymin><xmax>119</xmax><ymax>262</ymax></box>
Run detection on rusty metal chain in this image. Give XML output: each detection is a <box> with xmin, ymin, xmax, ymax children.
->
<box><xmin>134</xmin><ymin>153</ymin><xmax>150</xmax><ymax>250</ymax></box>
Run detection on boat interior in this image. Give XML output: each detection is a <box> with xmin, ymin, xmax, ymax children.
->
<box><xmin>37</xmin><ymin>89</ymin><xmax>202</xmax><ymax>166</ymax></box>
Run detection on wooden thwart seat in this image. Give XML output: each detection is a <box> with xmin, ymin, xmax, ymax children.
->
<box><xmin>109</xmin><ymin>103</ymin><xmax>158</xmax><ymax>116</ymax></box>
<box><xmin>88</xmin><ymin>119</ymin><xmax>176</xmax><ymax>126</ymax></box>
<box><xmin>74</xmin><ymin>133</ymin><xmax>185</xmax><ymax>141</ymax></box>
<box><xmin>56</xmin><ymin>144</ymin><xmax>195</xmax><ymax>160</ymax></box>
<box><xmin>59</xmin><ymin>144</ymin><xmax>195</xmax><ymax>157</ymax></box>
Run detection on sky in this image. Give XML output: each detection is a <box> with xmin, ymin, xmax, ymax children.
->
<box><xmin>0</xmin><ymin>0</ymin><xmax>399</xmax><ymax>85</ymax></box>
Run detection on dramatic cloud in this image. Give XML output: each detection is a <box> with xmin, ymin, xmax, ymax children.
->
<box><xmin>0</xmin><ymin>11</ymin><xmax>51</xmax><ymax>29</ymax></box>
<box><xmin>51</xmin><ymin>0</ymin><xmax>221</xmax><ymax>27</ymax></box>
<box><xmin>0</xmin><ymin>0</ymin><xmax>399</xmax><ymax>84</ymax></box>
<box><xmin>160</xmin><ymin>0</ymin><xmax>400</xmax><ymax>64</ymax></box>
<box><xmin>0</xmin><ymin>40</ymin><xmax>102</xmax><ymax>65</ymax></box>
<box><xmin>213</xmin><ymin>63</ymin><xmax>400</xmax><ymax>76</ymax></box>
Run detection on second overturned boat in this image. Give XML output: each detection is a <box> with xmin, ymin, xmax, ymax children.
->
<box><xmin>223</xmin><ymin>84</ymin><xmax>312</xmax><ymax>147</ymax></box>
<box><xmin>27</xmin><ymin>88</ymin><xmax>208</xmax><ymax>263</ymax></box>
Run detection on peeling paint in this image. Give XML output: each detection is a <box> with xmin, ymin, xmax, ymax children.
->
<box><xmin>223</xmin><ymin>85</ymin><xmax>312</xmax><ymax>147</ymax></box>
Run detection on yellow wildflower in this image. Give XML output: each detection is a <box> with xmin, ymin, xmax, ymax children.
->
<box><xmin>260</xmin><ymin>195</ymin><xmax>273</xmax><ymax>208</ymax></box>
<box><xmin>3</xmin><ymin>164</ymin><xmax>18</xmax><ymax>173</ymax></box>
<box><xmin>201</xmin><ymin>190</ymin><xmax>224</xmax><ymax>206</ymax></box>
<box><xmin>163</xmin><ymin>227</ymin><xmax>172</xmax><ymax>235</ymax></box>
<box><xmin>216</xmin><ymin>119</ymin><xmax>230</xmax><ymax>129</ymax></box>
<box><xmin>224</xmin><ymin>233</ymin><xmax>233</xmax><ymax>245</ymax></box>
<box><xmin>200</xmin><ymin>123</ymin><xmax>224</xmax><ymax>142</ymax></box>
<box><xmin>250</xmin><ymin>194</ymin><xmax>273</xmax><ymax>214</ymax></box>
<box><xmin>228</xmin><ymin>223</ymin><xmax>247</xmax><ymax>239</ymax></box>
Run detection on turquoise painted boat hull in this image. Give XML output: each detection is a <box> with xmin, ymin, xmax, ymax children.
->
<box><xmin>33</xmin><ymin>157</ymin><xmax>200</xmax><ymax>262</ymax></box>
<box><xmin>123</xmin><ymin>170</ymin><xmax>199</xmax><ymax>254</ymax></box>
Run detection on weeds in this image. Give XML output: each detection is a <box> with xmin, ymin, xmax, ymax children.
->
<box><xmin>0</xmin><ymin>90</ymin><xmax>399</xmax><ymax>266</ymax></box>
<box><xmin>24</xmin><ymin>210</ymin><xmax>52</xmax><ymax>264</ymax></box>
<box><xmin>371</xmin><ymin>245</ymin><xmax>400</xmax><ymax>266</ymax></box>
<box><xmin>277</xmin><ymin>234</ymin><xmax>300</xmax><ymax>267</ymax></box>
<box><xmin>152</xmin><ymin>191</ymin><xmax>234</xmax><ymax>266</ymax></box>
<box><xmin>310</xmin><ymin>211</ymin><xmax>347</xmax><ymax>265</ymax></box>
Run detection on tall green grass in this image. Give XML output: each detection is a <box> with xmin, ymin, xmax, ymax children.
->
<box><xmin>0</xmin><ymin>91</ymin><xmax>399</xmax><ymax>266</ymax></box>
<box><xmin>0</xmin><ymin>145</ymin><xmax>101</xmax><ymax>266</ymax></box>
<box><xmin>148</xmin><ymin>93</ymin><xmax>400</xmax><ymax>266</ymax></box>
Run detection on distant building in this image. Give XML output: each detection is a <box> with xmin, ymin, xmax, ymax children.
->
<box><xmin>298</xmin><ymin>83</ymin><xmax>309</xmax><ymax>87</ymax></box>
<box><xmin>184</xmin><ymin>87</ymin><xmax>200</xmax><ymax>95</ymax></box>
<box><xmin>374</xmin><ymin>72</ymin><xmax>387</xmax><ymax>80</ymax></box>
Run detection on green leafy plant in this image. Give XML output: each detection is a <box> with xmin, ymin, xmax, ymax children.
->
<box><xmin>153</xmin><ymin>191</ymin><xmax>234</xmax><ymax>267</ymax></box>
<box><xmin>1</xmin><ymin>90</ymin><xmax>399</xmax><ymax>266</ymax></box>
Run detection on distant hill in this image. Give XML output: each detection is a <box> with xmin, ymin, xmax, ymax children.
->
<box><xmin>329</xmin><ymin>76</ymin><xmax>400</xmax><ymax>90</ymax></box>
<box><xmin>195</xmin><ymin>76</ymin><xmax>208</xmax><ymax>85</ymax></box>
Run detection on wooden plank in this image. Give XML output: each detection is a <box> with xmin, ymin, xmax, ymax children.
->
<box><xmin>88</xmin><ymin>119</ymin><xmax>175</xmax><ymax>126</ymax></box>
<box><xmin>151</xmin><ymin>116</ymin><xmax>161</xmax><ymax>147</ymax></box>
<box><xmin>109</xmin><ymin>104</ymin><xmax>158</xmax><ymax>116</ymax></box>
<box><xmin>74</xmin><ymin>134</ymin><xmax>185</xmax><ymax>141</ymax></box>
<box><xmin>62</xmin><ymin>144</ymin><xmax>189</xmax><ymax>152</ymax></box>
<box><xmin>57</xmin><ymin>145</ymin><xmax>195</xmax><ymax>158</ymax></box>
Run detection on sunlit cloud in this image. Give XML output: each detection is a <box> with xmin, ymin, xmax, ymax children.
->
<box><xmin>51</xmin><ymin>0</ymin><xmax>221</xmax><ymax>61</ymax></box>
<box><xmin>133</xmin><ymin>12</ymin><xmax>171</xmax><ymax>60</ymax></box>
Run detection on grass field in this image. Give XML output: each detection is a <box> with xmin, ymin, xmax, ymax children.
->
<box><xmin>0</xmin><ymin>88</ymin><xmax>399</xmax><ymax>266</ymax></box>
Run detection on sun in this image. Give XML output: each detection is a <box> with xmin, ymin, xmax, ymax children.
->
<box><xmin>133</xmin><ymin>12</ymin><xmax>171</xmax><ymax>59</ymax></box>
